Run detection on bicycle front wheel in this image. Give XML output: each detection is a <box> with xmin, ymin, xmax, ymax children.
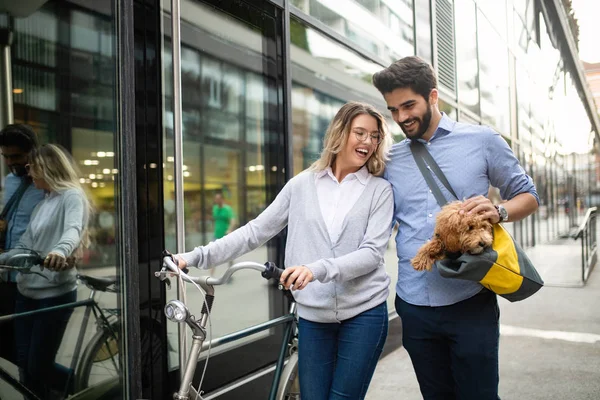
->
<box><xmin>276</xmin><ymin>352</ymin><xmax>300</xmax><ymax>400</ymax></box>
<box><xmin>74</xmin><ymin>318</ymin><xmax>164</xmax><ymax>393</ymax></box>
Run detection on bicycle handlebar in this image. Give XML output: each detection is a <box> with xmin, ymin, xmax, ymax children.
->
<box><xmin>158</xmin><ymin>256</ymin><xmax>284</xmax><ymax>289</ymax></box>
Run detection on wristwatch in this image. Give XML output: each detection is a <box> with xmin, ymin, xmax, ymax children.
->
<box><xmin>494</xmin><ymin>205</ymin><xmax>508</xmax><ymax>222</ymax></box>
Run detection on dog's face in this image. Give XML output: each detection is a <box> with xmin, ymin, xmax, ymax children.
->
<box><xmin>411</xmin><ymin>201</ymin><xmax>494</xmax><ymax>271</ymax></box>
<box><xmin>434</xmin><ymin>202</ymin><xmax>494</xmax><ymax>255</ymax></box>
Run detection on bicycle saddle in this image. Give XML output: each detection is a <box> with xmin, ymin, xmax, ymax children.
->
<box><xmin>77</xmin><ymin>274</ymin><xmax>118</xmax><ymax>292</ymax></box>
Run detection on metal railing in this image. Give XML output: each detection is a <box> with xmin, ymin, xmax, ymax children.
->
<box><xmin>573</xmin><ymin>207</ymin><xmax>597</xmax><ymax>284</ymax></box>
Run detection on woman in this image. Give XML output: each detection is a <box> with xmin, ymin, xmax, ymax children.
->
<box><xmin>0</xmin><ymin>144</ymin><xmax>92</xmax><ymax>398</ymax></box>
<box><xmin>175</xmin><ymin>102</ymin><xmax>394</xmax><ymax>399</ymax></box>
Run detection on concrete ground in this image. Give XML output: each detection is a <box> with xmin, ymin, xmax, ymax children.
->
<box><xmin>367</xmin><ymin>241</ymin><xmax>600</xmax><ymax>400</ymax></box>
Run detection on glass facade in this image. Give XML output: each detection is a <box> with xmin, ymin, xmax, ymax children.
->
<box><xmin>160</xmin><ymin>0</ymin><xmax>287</xmax><ymax>379</ymax></box>
<box><xmin>0</xmin><ymin>0</ymin><xmax>125</xmax><ymax>398</ymax></box>
<box><xmin>1</xmin><ymin>0</ymin><xmax>598</xmax><ymax>398</ymax></box>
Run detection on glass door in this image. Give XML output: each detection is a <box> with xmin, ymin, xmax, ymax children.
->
<box><xmin>161</xmin><ymin>0</ymin><xmax>289</xmax><ymax>396</ymax></box>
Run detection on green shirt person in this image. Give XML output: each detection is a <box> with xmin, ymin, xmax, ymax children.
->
<box><xmin>212</xmin><ymin>193</ymin><xmax>235</xmax><ymax>240</ymax></box>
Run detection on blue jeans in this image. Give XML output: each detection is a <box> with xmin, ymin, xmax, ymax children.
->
<box><xmin>15</xmin><ymin>289</ymin><xmax>77</xmax><ymax>398</ymax></box>
<box><xmin>298</xmin><ymin>302</ymin><xmax>388</xmax><ymax>400</ymax></box>
<box><xmin>395</xmin><ymin>290</ymin><xmax>500</xmax><ymax>400</ymax></box>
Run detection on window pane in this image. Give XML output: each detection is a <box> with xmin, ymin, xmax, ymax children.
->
<box><xmin>292</xmin><ymin>0</ymin><xmax>414</xmax><ymax>63</ymax></box>
<box><xmin>162</xmin><ymin>0</ymin><xmax>285</xmax><ymax>368</ymax></box>
<box><xmin>455</xmin><ymin>0</ymin><xmax>480</xmax><ymax>115</ymax></box>
<box><xmin>477</xmin><ymin>11</ymin><xmax>509</xmax><ymax>133</ymax></box>
<box><xmin>1</xmin><ymin>1</ymin><xmax>124</xmax><ymax>398</ymax></box>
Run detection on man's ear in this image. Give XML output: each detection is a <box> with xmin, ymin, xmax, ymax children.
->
<box><xmin>429</xmin><ymin>88</ymin><xmax>438</xmax><ymax>107</ymax></box>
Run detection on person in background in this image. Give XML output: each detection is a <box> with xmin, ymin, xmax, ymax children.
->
<box><xmin>0</xmin><ymin>124</ymin><xmax>45</xmax><ymax>365</ymax></box>
<box><xmin>373</xmin><ymin>56</ymin><xmax>538</xmax><ymax>400</ymax></box>
<box><xmin>175</xmin><ymin>102</ymin><xmax>394</xmax><ymax>400</ymax></box>
<box><xmin>212</xmin><ymin>191</ymin><xmax>235</xmax><ymax>240</ymax></box>
<box><xmin>0</xmin><ymin>144</ymin><xmax>93</xmax><ymax>399</ymax></box>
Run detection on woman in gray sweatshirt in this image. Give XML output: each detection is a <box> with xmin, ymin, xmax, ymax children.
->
<box><xmin>176</xmin><ymin>102</ymin><xmax>395</xmax><ymax>400</ymax></box>
<box><xmin>0</xmin><ymin>144</ymin><xmax>91</xmax><ymax>398</ymax></box>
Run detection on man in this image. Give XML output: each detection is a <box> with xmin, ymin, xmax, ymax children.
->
<box><xmin>212</xmin><ymin>191</ymin><xmax>235</xmax><ymax>240</ymax></box>
<box><xmin>0</xmin><ymin>124</ymin><xmax>45</xmax><ymax>364</ymax></box>
<box><xmin>372</xmin><ymin>57</ymin><xmax>538</xmax><ymax>399</ymax></box>
<box><xmin>212</xmin><ymin>191</ymin><xmax>236</xmax><ymax>271</ymax></box>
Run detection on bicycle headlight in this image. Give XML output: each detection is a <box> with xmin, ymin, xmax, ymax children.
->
<box><xmin>164</xmin><ymin>300</ymin><xmax>189</xmax><ymax>322</ymax></box>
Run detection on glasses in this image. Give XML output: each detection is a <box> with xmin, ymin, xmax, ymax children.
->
<box><xmin>353</xmin><ymin>130</ymin><xmax>382</xmax><ymax>145</ymax></box>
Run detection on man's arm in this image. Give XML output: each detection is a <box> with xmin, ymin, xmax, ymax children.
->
<box><xmin>500</xmin><ymin>192</ymin><xmax>538</xmax><ymax>222</ymax></box>
<box><xmin>462</xmin><ymin>129</ymin><xmax>539</xmax><ymax>222</ymax></box>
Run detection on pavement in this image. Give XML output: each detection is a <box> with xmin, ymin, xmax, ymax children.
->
<box><xmin>367</xmin><ymin>236</ymin><xmax>600</xmax><ymax>400</ymax></box>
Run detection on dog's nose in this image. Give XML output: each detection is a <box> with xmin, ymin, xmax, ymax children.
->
<box><xmin>479</xmin><ymin>242</ymin><xmax>486</xmax><ymax>247</ymax></box>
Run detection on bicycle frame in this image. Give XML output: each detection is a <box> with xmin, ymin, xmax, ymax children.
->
<box><xmin>159</xmin><ymin>258</ymin><xmax>296</xmax><ymax>400</ymax></box>
<box><xmin>0</xmin><ymin>288</ymin><xmax>117</xmax><ymax>399</ymax></box>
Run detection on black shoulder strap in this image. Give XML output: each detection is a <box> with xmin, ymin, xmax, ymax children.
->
<box><xmin>1</xmin><ymin>178</ymin><xmax>31</xmax><ymax>220</ymax></box>
<box><xmin>410</xmin><ymin>141</ymin><xmax>458</xmax><ymax>207</ymax></box>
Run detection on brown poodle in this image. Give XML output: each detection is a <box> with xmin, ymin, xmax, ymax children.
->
<box><xmin>411</xmin><ymin>201</ymin><xmax>494</xmax><ymax>271</ymax></box>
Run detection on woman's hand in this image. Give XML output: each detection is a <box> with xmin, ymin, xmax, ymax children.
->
<box><xmin>173</xmin><ymin>255</ymin><xmax>188</xmax><ymax>271</ymax></box>
<box><xmin>45</xmin><ymin>252</ymin><xmax>67</xmax><ymax>271</ymax></box>
<box><xmin>280</xmin><ymin>265</ymin><xmax>314</xmax><ymax>290</ymax></box>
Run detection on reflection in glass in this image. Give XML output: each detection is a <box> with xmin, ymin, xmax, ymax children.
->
<box><xmin>477</xmin><ymin>12</ymin><xmax>509</xmax><ymax>134</ymax></box>
<box><xmin>476</xmin><ymin>0</ymin><xmax>507</xmax><ymax>39</ymax></box>
<box><xmin>0</xmin><ymin>1</ymin><xmax>122</xmax><ymax>399</ymax></box>
<box><xmin>415</xmin><ymin>0</ymin><xmax>432</xmax><ymax>63</ymax></box>
<box><xmin>292</xmin><ymin>0</ymin><xmax>414</xmax><ymax>63</ymax></box>
<box><xmin>455</xmin><ymin>0</ymin><xmax>480</xmax><ymax>115</ymax></box>
<box><xmin>162</xmin><ymin>0</ymin><xmax>285</xmax><ymax>370</ymax></box>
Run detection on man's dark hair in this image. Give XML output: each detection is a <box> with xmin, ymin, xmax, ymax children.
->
<box><xmin>0</xmin><ymin>123</ymin><xmax>38</xmax><ymax>152</ymax></box>
<box><xmin>372</xmin><ymin>56</ymin><xmax>437</xmax><ymax>100</ymax></box>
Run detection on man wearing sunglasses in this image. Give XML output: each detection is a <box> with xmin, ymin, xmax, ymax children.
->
<box><xmin>0</xmin><ymin>123</ymin><xmax>45</xmax><ymax>365</ymax></box>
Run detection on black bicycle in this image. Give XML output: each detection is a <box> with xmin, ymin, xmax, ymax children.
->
<box><xmin>0</xmin><ymin>250</ymin><xmax>162</xmax><ymax>400</ymax></box>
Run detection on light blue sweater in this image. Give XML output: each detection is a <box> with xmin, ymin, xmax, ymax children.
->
<box><xmin>180</xmin><ymin>171</ymin><xmax>394</xmax><ymax>323</ymax></box>
<box><xmin>0</xmin><ymin>188</ymin><xmax>89</xmax><ymax>299</ymax></box>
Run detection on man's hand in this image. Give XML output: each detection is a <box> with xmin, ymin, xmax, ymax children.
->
<box><xmin>460</xmin><ymin>195</ymin><xmax>500</xmax><ymax>224</ymax></box>
<box><xmin>44</xmin><ymin>252</ymin><xmax>67</xmax><ymax>271</ymax></box>
<box><xmin>280</xmin><ymin>266</ymin><xmax>314</xmax><ymax>290</ymax></box>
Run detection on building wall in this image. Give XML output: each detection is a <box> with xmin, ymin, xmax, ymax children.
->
<box><xmin>1</xmin><ymin>0</ymin><xmax>598</xmax><ymax>398</ymax></box>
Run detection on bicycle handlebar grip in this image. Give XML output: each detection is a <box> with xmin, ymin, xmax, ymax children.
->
<box><xmin>162</xmin><ymin>250</ymin><xmax>189</xmax><ymax>274</ymax></box>
<box><xmin>261</xmin><ymin>261</ymin><xmax>284</xmax><ymax>280</ymax></box>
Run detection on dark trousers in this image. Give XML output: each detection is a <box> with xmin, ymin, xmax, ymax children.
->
<box><xmin>395</xmin><ymin>290</ymin><xmax>500</xmax><ymax>400</ymax></box>
<box><xmin>298</xmin><ymin>302</ymin><xmax>388</xmax><ymax>400</ymax></box>
<box><xmin>15</xmin><ymin>289</ymin><xmax>77</xmax><ymax>398</ymax></box>
<box><xmin>0</xmin><ymin>282</ymin><xmax>18</xmax><ymax>364</ymax></box>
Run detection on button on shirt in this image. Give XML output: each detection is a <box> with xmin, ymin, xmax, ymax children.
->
<box><xmin>384</xmin><ymin>113</ymin><xmax>539</xmax><ymax>307</ymax></box>
<box><xmin>315</xmin><ymin>166</ymin><xmax>370</xmax><ymax>244</ymax></box>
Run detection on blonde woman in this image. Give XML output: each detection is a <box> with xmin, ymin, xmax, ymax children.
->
<box><xmin>0</xmin><ymin>143</ymin><xmax>92</xmax><ymax>398</ymax></box>
<box><xmin>175</xmin><ymin>102</ymin><xmax>394</xmax><ymax>399</ymax></box>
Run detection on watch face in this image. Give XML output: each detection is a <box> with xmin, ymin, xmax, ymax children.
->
<box><xmin>498</xmin><ymin>206</ymin><xmax>508</xmax><ymax>221</ymax></box>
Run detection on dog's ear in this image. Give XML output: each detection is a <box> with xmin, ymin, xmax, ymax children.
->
<box><xmin>411</xmin><ymin>236</ymin><xmax>445</xmax><ymax>271</ymax></box>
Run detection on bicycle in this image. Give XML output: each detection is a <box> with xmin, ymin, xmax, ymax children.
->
<box><xmin>156</xmin><ymin>252</ymin><xmax>300</xmax><ymax>400</ymax></box>
<box><xmin>0</xmin><ymin>250</ymin><xmax>161</xmax><ymax>400</ymax></box>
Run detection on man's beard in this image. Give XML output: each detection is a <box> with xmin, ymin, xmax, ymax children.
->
<box><xmin>10</xmin><ymin>164</ymin><xmax>28</xmax><ymax>177</ymax></box>
<box><xmin>400</xmin><ymin>104</ymin><xmax>432</xmax><ymax>141</ymax></box>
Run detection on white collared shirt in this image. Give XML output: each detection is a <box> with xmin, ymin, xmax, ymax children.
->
<box><xmin>315</xmin><ymin>166</ymin><xmax>370</xmax><ymax>244</ymax></box>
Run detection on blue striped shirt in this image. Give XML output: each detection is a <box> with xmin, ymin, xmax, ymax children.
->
<box><xmin>384</xmin><ymin>114</ymin><xmax>539</xmax><ymax>306</ymax></box>
<box><xmin>3</xmin><ymin>173</ymin><xmax>45</xmax><ymax>250</ymax></box>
